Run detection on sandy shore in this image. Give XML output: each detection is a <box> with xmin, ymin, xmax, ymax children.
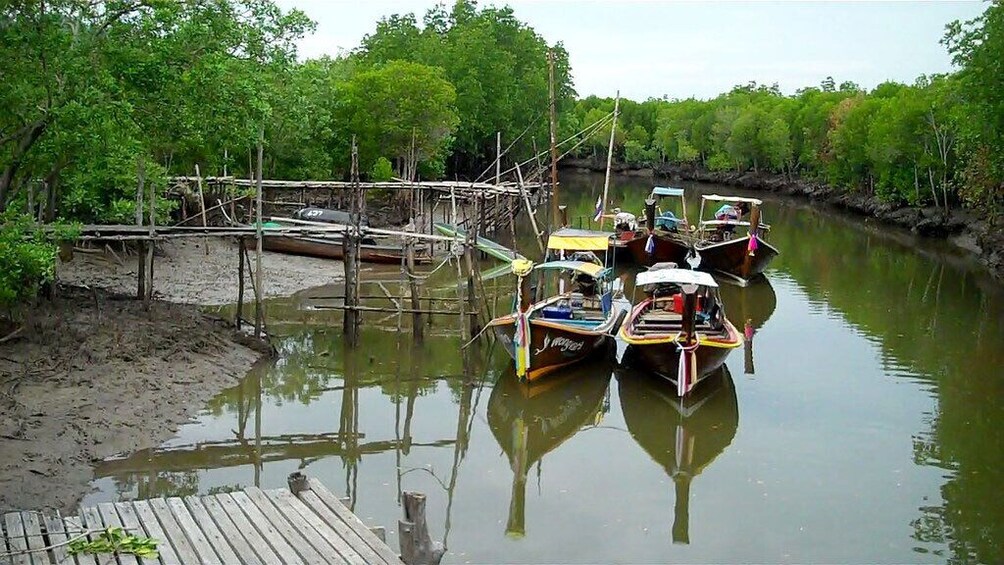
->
<box><xmin>57</xmin><ymin>238</ymin><xmax>344</xmax><ymax>305</ymax></box>
<box><xmin>0</xmin><ymin>239</ymin><xmax>341</xmax><ymax>512</ymax></box>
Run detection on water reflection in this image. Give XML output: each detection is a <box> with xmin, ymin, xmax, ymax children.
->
<box><xmin>85</xmin><ymin>173</ymin><xmax>1004</xmax><ymax>564</ymax></box>
<box><xmin>716</xmin><ymin>277</ymin><xmax>776</xmax><ymax>375</ymax></box>
<box><xmin>616</xmin><ymin>365</ymin><xmax>738</xmax><ymax>544</ymax></box>
<box><xmin>487</xmin><ymin>362</ymin><xmax>612</xmax><ymax>537</ymax></box>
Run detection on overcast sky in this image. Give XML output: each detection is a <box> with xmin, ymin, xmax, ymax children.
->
<box><xmin>276</xmin><ymin>0</ymin><xmax>986</xmax><ymax>100</ymax></box>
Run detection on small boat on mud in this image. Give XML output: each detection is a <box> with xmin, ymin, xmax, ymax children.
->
<box><xmin>693</xmin><ymin>195</ymin><xmax>779</xmax><ymax>284</ymax></box>
<box><xmin>256</xmin><ymin>206</ymin><xmax>430</xmax><ymax>265</ymax></box>
<box><xmin>619</xmin><ymin>264</ymin><xmax>741</xmax><ymax>396</ymax></box>
<box><xmin>625</xmin><ymin>187</ymin><xmax>695</xmax><ymax>267</ymax></box>
<box><xmin>491</xmin><ymin>258</ymin><xmax>628</xmax><ymax>382</ymax></box>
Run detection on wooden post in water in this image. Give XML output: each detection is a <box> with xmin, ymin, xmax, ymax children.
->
<box><xmin>342</xmin><ymin>229</ymin><xmax>359</xmax><ymax>345</ymax></box>
<box><xmin>254</xmin><ymin>126</ymin><xmax>265</xmax><ymax>338</ymax></box>
<box><xmin>406</xmin><ymin>240</ymin><xmax>423</xmax><ymax>343</ymax></box>
<box><xmin>135</xmin><ymin>158</ymin><xmax>145</xmax><ymax>300</ymax></box>
<box><xmin>398</xmin><ymin>492</ymin><xmax>445</xmax><ymax>565</ymax></box>
<box><xmin>599</xmin><ymin>92</ymin><xmax>620</xmax><ymax>229</ymax></box>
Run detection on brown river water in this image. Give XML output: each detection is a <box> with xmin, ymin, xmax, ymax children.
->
<box><xmin>84</xmin><ymin>172</ymin><xmax>1004</xmax><ymax>563</ymax></box>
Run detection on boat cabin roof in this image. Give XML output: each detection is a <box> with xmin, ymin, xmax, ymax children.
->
<box><xmin>636</xmin><ymin>268</ymin><xmax>718</xmax><ymax>288</ymax></box>
<box><xmin>534</xmin><ymin>260</ymin><xmax>610</xmax><ymax>279</ymax></box>
<box><xmin>701</xmin><ymin>194</ymin><xmax>763</xmax><ymax>205</ymax></box>
<box><xmin>547</xmin><ymin>228</ymin><xmax>612</xmax><ymax>251</ymax></box>
<box><xmin>651</xmin><ymin>186</ymin><xmax>685</xmax><ymax>197</ymax></box>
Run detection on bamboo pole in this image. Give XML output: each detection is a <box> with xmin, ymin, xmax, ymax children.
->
<box><xmin>135</xmin><ymin>158</ymin><xmax>145</xmax><ymax>300</ymax></box>
<box><xmin>548</xmin><ymin>49</ymin><xmax>560</xmax><ymax>225</ymax></box>
<box><xmin>195</xmin><ymin>164</ymin><xmax>210</xmax><ymax>254</ymax></box>
<box><xmin>599</xmin><ymin>92</ymin><xmax>620</xmax><ymax>229</ymax></box>
<box><xmin>406</xmin><ymin>240</ymin><xmax>423</xmax><ymax>343</ymax></box>
<box><xmin>254</xmin><ymin>126</ymin><xmax>265</xmax><ymax>338</ymax></box>
<box><xmin>236</xmin><ymin>237</ymin><xmax>245</xmax><ymax>330</ymax></box>
<box><xmin>145</xmin><ymin>158</ymin><xmax>155</xmax><ymax>308</ymax></box>
<box><xmin>515</xmin><ymin>162</ymin><xmax>545</xmax><ymax>254</ymax></box>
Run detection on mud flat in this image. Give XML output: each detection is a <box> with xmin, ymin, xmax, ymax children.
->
<box><xmin>0</xmin><ymin>239</ymin><xmax>343</xmax><ymax>512</ymax></box>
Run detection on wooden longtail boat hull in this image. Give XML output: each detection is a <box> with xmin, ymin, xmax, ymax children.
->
<box><xmin>694</xmin><ymin>234</ymin><xmax>778</xmax><ymax>282</ymax></box>
<box><xmin>624</xmin><ymin>232</ymin><xmax>692</xmax><ymax>266</ymax></box>
<box><xmin>491</xmin><ymin>316</ymin><xmax>622</xmax><ymax>382</ymax></box>
<box><xmin>624</xmin><ymin>336</ymin><xmax>737</xmax><ymax>390</ymax></box>
<box><xmin>252</xmin><ymin>235</ymin><xmax>431</xmax><ymax>265</ymax></box>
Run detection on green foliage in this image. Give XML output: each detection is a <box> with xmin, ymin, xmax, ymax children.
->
<box><xmin>371</xmin><ymin>157</ymin><xmax>395</xmax><ymax>181</ymax></box>
<box><xmin>0</xmin><ymin>213</ymin><xmax>77</xmax><ymax>315</ymax></box>
<box><xmin>68</xmin><ymin>527</ymin><xmax>158</xmax><ymax>560</ymax></box>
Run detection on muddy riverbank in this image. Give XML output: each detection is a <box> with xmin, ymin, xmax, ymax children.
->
<box><xmin>0</xmin><ymin>286</ymin><xmax>262</xmax><ymax>512</ymax></box>
<box><xmin>0</xmin><ymin>239</ymin><xmax>344</xmax><ymax>512</ymax></box>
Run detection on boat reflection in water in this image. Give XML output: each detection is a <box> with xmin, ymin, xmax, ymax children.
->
<box><xmin>715</xmin><ymin>276</ymin><xmax>777</xmax><ymax>374</ymax></box>
<box><xmin>487</xmin><ymin>359</ymin><xmax>613</xmax><ymax>537</ymax></box>
<box><xmin>616</xmin><ymin>364</ymin><xmax>739</xmax><ymax>544</ymax></box>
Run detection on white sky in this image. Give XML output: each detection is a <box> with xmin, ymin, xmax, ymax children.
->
<box><xmin>276</xmin><ymin>0</ymin><xmax>986</xmax><ymax>100</ymax></box>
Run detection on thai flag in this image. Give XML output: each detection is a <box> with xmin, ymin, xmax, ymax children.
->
<box><xmin>645</xmin><ymin>234</ymin><xmax>656</xmax><ymax>254</ymax></box>
<box><xmin>592</xmin><ymin>196</ymin><xmax>603</xmax><ymax>222</ymax></box>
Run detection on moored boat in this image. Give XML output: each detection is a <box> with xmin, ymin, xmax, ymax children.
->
<box><xmin>692</xmin><ymin>195</ymin><xmax>779</xmax><ymax>284</ymax></box>
<box><xmin>619</xmin><ymin>265</ymin><xmax>742</xmax><ymax>396</ymax></box>
<box><xmin>491</xmin><ymin>258</ymin><xmax>627</xmax><ymax>381</ymax></box>
<box><xmin>254</xmin><ymin>206</ymin><xmax>430</xmax><ymax>264</ymax></box>
<box><xmin>625</xmin><ymin>187</ymin><xmax>695</xmax><ymax>267</ymax></box>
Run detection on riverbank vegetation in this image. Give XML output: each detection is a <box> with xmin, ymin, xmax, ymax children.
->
<box><xmin>568</xmin><ymin>4</ymin><xmax>1003</xmax><ymax>220</ymax></box>
<box><xmin>2</xmin><ymin>0</ymin><xmax>1003</xmax><ymax>309</ymax></box>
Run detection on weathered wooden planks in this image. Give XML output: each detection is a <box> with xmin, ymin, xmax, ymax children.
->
<box><xmin>2</xmin><ymin>477</ymin><xmax>400</xmax><ymax>565</ymax></box>
<box><xmin>303</xmin><ymin>478</ymin><xmax>401</xmax><ymax>565</ymax></box>
<box><xmin>4</xmin><ymin>512</ymin><xmax>32</xmax><ymax>565</ymax></box>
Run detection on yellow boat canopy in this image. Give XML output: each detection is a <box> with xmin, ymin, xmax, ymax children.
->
<box><xmin>546</xmin><ymin>228</ymin><xmax>611</xmax><ymax>251</ymax></box>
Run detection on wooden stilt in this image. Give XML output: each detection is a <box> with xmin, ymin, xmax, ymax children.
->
<box><xmin>237</xmin><ymin>237</ymin><xmax>245</xmax><ymax>330</ymax></box>
<box><xmin>406</xmin><ymin>241</ymin><xmax>423</xmax><ymax>343</ymax></box>
<box><xmin>254</xmin><ymin>126</ymin><xmax>265</xmax><ymax>338</ymax></box>
<box><xmin>195</xmin><ymin>164</ymin><xmax>210</xmax><ymax>254</ymax></box>
<box><xmin>136</xmin><ymin>159</ymin><xmax>145</xmax><ymax>301</ymax></box>
<box><xmin>145</xmin><ymin>159</ymin><xmax>155</xmax><ymax>308</ymax></box>
<box><xmin>342</xmin><ymin>230</ymin><xmax>359</xmax><ymax>345</ymax></box>
<box><xmin>398</xmin><ymin>492</ymin><xmax>445</xmax><ymax>565</ymax></box>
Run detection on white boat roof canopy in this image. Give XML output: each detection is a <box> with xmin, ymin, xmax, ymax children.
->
<box><xmin>636</xmin><ymin>268</ymin><xmax>719</xmax><ymax>288</ymax></box>
<box><xmin>702</xmin><ymin>194</ymin><xmax>763</xmax><ymax>205</ymax></box>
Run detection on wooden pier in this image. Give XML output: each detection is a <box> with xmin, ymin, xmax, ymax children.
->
<box><xmin>0</xmin><ymin>475</ymin><xmax>402</xmax><ymax>565</ymax></box>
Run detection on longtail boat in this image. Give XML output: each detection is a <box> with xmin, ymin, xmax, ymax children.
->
<box><xmin>491</xmin><ymin>259</ymin><xmax>627</xmax><ymax>381</ymax></box>
<box><xmin>693</xmin><ymin>195</ymin><xmax>779</xmax><ymax>284</ymax></box>
<box><xmin>254</xmin><ymin>206</ymin><xmax>430</xmax><ymax>264</ymax></box>
<box><xmin>619</xmin><ymin>265</ymin><xmax>741</xmax><ymax>396</ymax></box>
<box><xmin>488</xmin><ymin>362</ymin><xmax>612</xmax><ymax>537</ymax></box>
<box><xmin>625</xmin><ymin>186</ymin><xmax>695</xmax><ymax>267</ymax></box>
<box><xmin>616</xmin><ymin>364</ymin><xmax>738</xmax><ymax>544</ymax></box>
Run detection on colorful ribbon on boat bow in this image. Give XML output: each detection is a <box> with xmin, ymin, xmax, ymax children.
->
<box><xmin>747</xmin><ymin>228</ymin><xmax>759</xmax><ymax>256</ymax></box>
<box><xmin>676</xmin><ymin>336</ymin><xmax>700</xmax><ymax>397</ymax></box>
<box><xmin>511</xmin><ymin>258</ymin><xmax>534</xmax><ymax>380</ymax></box>
<box><xmin>645</xmin><ymin>233</ymin><xmax>655</xmax><ymax>255</ymax></box>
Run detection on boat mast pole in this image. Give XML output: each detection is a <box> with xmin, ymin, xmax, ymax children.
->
<box><xmin>599</xmin><ymin>92</ymin><xmax>620</xmax><ymax>230</ymax></box>
<box><xmin>548</xmin><ymin>49</ymin><xmax>560</xmax><ymax>230</ymax></box>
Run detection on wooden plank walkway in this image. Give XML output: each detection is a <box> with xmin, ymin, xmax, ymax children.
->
<box><xmin>0</xmin><ymin>477</ymin><xmax>400</xmax><ymax>565</ymax></box>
